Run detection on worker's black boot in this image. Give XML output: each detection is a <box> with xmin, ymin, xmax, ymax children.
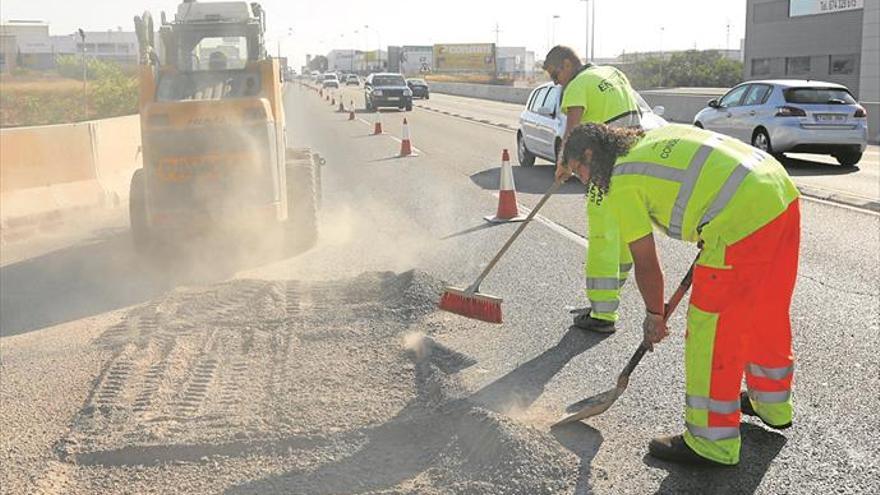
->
<box><xmin>572</xmin><ymin>312</ymin><xmax>616</xmax><ymax>334</ymax></box>
<box><xmin>648</xmin><ymin>434</ymin><xmax>735</xmax><ymax>467</ymax></box>
<box><xmin>740</xmin><ymin>392</ymin><xmax>792</xmax><ymax>430</ymax></box>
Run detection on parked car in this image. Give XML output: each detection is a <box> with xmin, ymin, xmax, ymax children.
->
<box><xmin>321</xmin><ymin>73</ymin><xmax>340</xmax><ymax>89</ymax></box>
<box><xmin>406</xmin><ymin>78</ymin><xmax>430</xmax><ymax>99</ymax></box>
<box><xmin>694</xmin><ymin>80</ymin><xmax>868</xmax><ymax>167</ymax></box>
<box><xmin>516</xmin><ymin>82</ymin><xmax>668</xmax><ymax>166</ymax></box>
<box><xmin>364</xmin><ymin>73</ymin><xmax>413</xmax><ymax>111</ymax></box>
<box><xmin>345</xmin><ymin>74</ymin><xmax>360</xmax><ymax>86</ymax></box>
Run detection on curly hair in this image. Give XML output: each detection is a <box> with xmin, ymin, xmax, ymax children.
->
<box><xmin>562</xmin><ymin>124</ymin><xmax>643</xmax><ymax>205</ymax></box>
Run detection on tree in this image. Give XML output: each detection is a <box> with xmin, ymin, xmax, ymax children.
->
<box><xmin>620</xmin><ymin>50</ymin><xmax>743</xmax><ymax>90</ymax></box>
<box><xmin>308</xmin><ymin>55</ymin><xmax>328</xmax><ymax>72</ymax></box>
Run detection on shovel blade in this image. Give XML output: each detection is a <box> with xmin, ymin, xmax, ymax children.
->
<box><xmin>551</xmin><ymin>387</ymin><xmax>622</xmax><ymax>427</ymax></box>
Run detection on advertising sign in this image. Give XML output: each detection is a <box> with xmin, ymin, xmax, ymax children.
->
<box><xmin>433</xmin><ymin>43</ymin><xmax>496</xmax><ymax>73</ymax></box>
<box><xmin>400</xmin><ymin>45</ymin><xmax>433</xmax><ymax>74</ymax></box>
<box><xmin>790</xmin><ymin>0</ymin><xmax>863</xmax><ymax>17</ymax></box>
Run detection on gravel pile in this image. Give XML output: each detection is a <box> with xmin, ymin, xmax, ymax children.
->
<box><xmin>50</xmin><ymin>271</ymin><xmax>578</xmax><ymax>493</ymax></box>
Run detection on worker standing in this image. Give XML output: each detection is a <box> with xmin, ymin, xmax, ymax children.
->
<box><xmin>542</xmin><ymin>45</ymin><xmax>646</xmax><ymax>334</ymax></box>
<box><xmin>561</xmin><ymin>123</ymin><xmax>800</xmax><ymax>466</ymax></box>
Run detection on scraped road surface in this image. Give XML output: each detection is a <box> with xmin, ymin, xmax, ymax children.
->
<box><xmin>1</xmin><ymin>83</ymin><xmax>878</xmax><ymax>494</ymax></box>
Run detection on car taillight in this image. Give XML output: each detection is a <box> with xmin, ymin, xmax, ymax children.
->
<box><xmin>854</xmin><ymin>106</ymin><xmax>867</xmax><ymax>118</ymax></box>
<box><xmin>775</xmin><ymin>106</ymin><xmax>807</xmax><ymax>117</ymax></box>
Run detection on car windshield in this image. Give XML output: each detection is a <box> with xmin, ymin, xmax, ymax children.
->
<box><xmin>374</xmin><ymin>76</ymin><xmax>406</xmax><ymax>86</ymax></box>
<box><xmin>784</xmin><ymin>87</ymin><xmax>856</xmax><ymax>105</ymax></box>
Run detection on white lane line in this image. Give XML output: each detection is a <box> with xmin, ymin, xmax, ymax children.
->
<box><xmin>486</xmin><ymin>192</ymin><xmax>588</xmax><ymax>248</ymax></box>
<box><xmin>354</xmin><ymin>116</ymin><xmax>425</xmax><ymax>155</ymax></box>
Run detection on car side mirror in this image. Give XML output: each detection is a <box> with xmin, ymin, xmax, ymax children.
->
<box><xmin>708</xmin><ymin>99</ymin><xmax>721</xmax><ymax>109</ymax></box>
<box><xmin>652</xmin><ymin>105</ymin><xmax>665</xmax><ymax>117</ymax></box>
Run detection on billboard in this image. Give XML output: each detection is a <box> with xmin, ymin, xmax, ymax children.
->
<box><xmin>400</xmin><ymin>45</ymin><xmax>433</xmax><ymax>74</ymax></box>
<box><xmin>790</xmin><ymin>0</ymin><xmax>863</xmax><ymax>17</ymax></box>
<box><xmin>433</xmin><ymin>43</ymin><xmax>496</xmax><ymax>73</ymax></box>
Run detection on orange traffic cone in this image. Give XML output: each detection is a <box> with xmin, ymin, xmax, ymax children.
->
<box><xmin>349</xmin><ymin>101</ymin><xmax>356</xmax><ymax>121</ymax></box>
<box><xmin>399</xmin><ymin>118</ymin><xmax>413</xmax><ymax>156</ymax></box>
<box><xmin>485</xmin><ymin>149</ymin><xmax>526</xmax><ymax>223</ymax></box>
<box><xmin>373</xmin><ymin>112</ymin><xmax>383</xmax><ymax>135</ymax></box>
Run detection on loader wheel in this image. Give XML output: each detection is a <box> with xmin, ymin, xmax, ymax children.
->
<box><xmin>129</xmin><ymin>168</ymin><xmax>152</xmax><ymax>255</ymax></box>
<box><xmin>285</xmin><ymin>153</ymin><xmax>318</xmax><ymax>249</ymax></box>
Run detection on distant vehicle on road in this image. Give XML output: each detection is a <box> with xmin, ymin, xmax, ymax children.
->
<box><xmin>283</xmin><ymin>67</ymin><xmax>296</xmax><ymax>82</ymax></box>
<box><xmin>406</xmin><ymin>78</ymin><xmax>430</xmax><ymax>99</ymax></box>
<box><xmin>694</xmin><ymin>80</ymin><xmax>868</xmax><ymax>167</ymax></box>
<box><xmin>311</xmin><ymin>71</ymin><xmax>321</xmax><ymax>82</ymax></box>
<box><xmin>345</xmin><ymin>74</ymin><xmax>360</xmax><ymax>86</ymax></box>
<box><xmin>517</xmin><ymin>82</ymin><xmax>667</xmax><ymax>166</ymax></box>
<box><xmin>321</xmin><ymin>73</ymin><xmax>340</xmax><ymax>89</ymax></box>
<box><xmin>364</xmin><ymin>73</ymin><xmax>413</xmax><ymax>111</ymax></box>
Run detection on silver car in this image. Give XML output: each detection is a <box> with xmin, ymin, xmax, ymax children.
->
<box><xmin>694</xmin><ymin>80</ymin><xmax>868</xmax><ymax>167</ymax></box>
<box><xmin>517</xmin><ymin>83</ymin><xmax>667</xmax><ymax>166</ymax></box>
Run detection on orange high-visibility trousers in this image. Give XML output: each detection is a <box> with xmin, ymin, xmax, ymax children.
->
<box><xmin>684</xmin><ymin>199</ymin><xmax>800</xmax><ymax>465</ymax></box>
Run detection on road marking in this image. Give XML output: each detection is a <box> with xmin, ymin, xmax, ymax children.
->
<box><xmin>353</xmin><ymin>117</ymin><xmax>424</xmax><ymax>155</ymax></box>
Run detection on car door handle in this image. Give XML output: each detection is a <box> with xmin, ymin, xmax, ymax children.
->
<box><xmin>749</xmin><ymin>111</ymin><xmax>756</xmax><ymax>116</ymax></box>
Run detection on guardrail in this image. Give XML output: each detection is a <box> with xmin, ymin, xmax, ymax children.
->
<box><xmin>0</xmin><ymin>115</ymin><xmax>142</xmax><ymax>238</ymax></box>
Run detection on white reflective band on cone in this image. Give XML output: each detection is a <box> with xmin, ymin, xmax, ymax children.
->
<box><xmin>500</xmin><ymin>157</ymin><xmax>516</xmax><ymax>192</ymax></box>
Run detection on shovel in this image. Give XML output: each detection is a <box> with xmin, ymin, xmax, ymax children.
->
<box><xmin>552</xmin><ymin>255</ymin><xmax>699</xmax><ymax>427</ymax></box>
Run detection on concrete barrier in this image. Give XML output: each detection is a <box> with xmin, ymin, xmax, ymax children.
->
<box><xmin>429</xmin><ymin>82</ymin><xmax>533</xmax><ymax>105</ymax></box>
<box><xmin>0</xmin><ymin>115</ymin><xmax>142</xmax><ymax>236</ymax></box>
<box><xmin>639</xmin><ymin>88</ymin><xmax>726</xmax><ymax>124</ymax></box>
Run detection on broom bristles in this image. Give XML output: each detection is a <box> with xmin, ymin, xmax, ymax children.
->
<box><xmin>439</xmin><ymin>288</ymin><xmax>503</xmax><ymax>324</ymax></box>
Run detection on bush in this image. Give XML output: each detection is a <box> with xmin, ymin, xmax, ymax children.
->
<box><xmin>0</xmin><ymin>58</ymin><xmax>137</xmax><ymax>127</ymax></box>
<box><xmin>621</xmin><ymin>50</ymin><xmax>743</xmax><ymax>90</ymax></box>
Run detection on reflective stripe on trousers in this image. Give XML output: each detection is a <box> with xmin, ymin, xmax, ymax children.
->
<box><xmin>585</xmin><ymin>198</ymin><xmax>632</xmax><ymax>322</ymax></box>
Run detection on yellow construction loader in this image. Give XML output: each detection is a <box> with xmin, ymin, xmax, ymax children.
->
<box><xmin>130</xmin><ymin>0</ymin><xmax>320</xmax><ymax>253</ymax></box>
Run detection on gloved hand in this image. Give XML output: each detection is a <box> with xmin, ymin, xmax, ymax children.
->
<box><xmin>642</xmin><ymin>311</ymin><xmax>668</xmax><ymax>352</ymax></box>
<box><xmin>555</xmin><ymin>160</ymin><xmax>573</xmax><ymax>183</ymax></box>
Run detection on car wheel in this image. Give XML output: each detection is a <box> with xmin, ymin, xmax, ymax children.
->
<box><xmin>425</xmin><ymin>93</ymin><xmax>430</xmax><ymax>100</ymax></box>
<box><xmin>694</xmin><ymin>122</ymin><xmax>704</xmax><ymax>129</ymax></box>
<box><xmin>517</xmin><ymin>133</ymin><xmax>536</xmax><ymax>167</ymax></box>
<box><xmin>751</xmin><ymin>128</ymin><xmax>773</xmax><ymax>153</ymax></box>
<box><xmin>405</xmin><ymin>102</ymin><xmax>413</xmax><ymax>112</ymax></box>
<box><xmin>835</xmin><ymin>151</ymin><xmax>862</xmax><ymax>168</ymax></box>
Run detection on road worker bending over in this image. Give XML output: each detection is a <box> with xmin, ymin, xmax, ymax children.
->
<box><xmin>543</xmin><ymin>45</ymin><xmax>645</xmax><ymax>334</ymax></box>
<box><xmin>562</xmin><ymin>123</ymin><xmax>799</xmax><ymax>466</ymax></box>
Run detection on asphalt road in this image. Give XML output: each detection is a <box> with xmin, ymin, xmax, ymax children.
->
<box><xmin>416</xmin><ymin>92</ymin><xmax>880</xmax><ymax>208</ymax></box>
<box><xmin>1</xmin><ymin>83</ymin><xmax>878</xmax><ymax>494</ymax></box>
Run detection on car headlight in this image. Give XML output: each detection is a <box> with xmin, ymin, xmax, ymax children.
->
<box><xmin>403</xmin><ymin>89</ymin><xmax>413</xmax><ymax>97</ymax></box>
<box><xmin>373</xmin><ymin>89</ymin><xmax>383</xmax><ymax>96</ymax></box>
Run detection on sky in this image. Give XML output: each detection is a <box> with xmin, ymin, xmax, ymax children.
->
<box><xmin>1</xmin><ymin>0</ymin><xmax>747</xmax><ymax>69</ymax></box>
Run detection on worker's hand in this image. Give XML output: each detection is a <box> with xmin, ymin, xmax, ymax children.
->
<box><xmin>555</xmin><ymin>162</ymin><xmax>572</xmax><ymax>183</ymax></box>
<box><xmin>642</xmin><ymin>311</ymin><xmax>668</xmax><ymax>352</ymax></box>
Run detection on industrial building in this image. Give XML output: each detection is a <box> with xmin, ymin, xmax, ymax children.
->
<box><xmin>744</xmin><ymin>0</ymin><xmax>878</xmax><ymax>101</ymax></box>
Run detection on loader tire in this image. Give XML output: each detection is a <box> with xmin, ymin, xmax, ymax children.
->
<box><xmin>129</xmin><ymin>168</ymin><xmax>153</xmax><ymax>256</ymax></box>
<box><xmin>285</xmin><ymin>151</ymin><xmax>318</xmax><ymax>249</ymax></box>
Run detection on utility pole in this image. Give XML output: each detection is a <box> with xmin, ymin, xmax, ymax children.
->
<box><xmin>493</xmin><ymin>22</ymin><xmax>501</xmax><ymax>79</ymax></box>
<box><xmin>78</xmin><ymin>29</ymin><xmax>87</xmax><ymax>121</ymax></box>
<box><xmin>659</xmin><ymin>26</ymin><xmax>665</xmax><ymax>88</ymax></box>
<box><xmin>726</xmin><ymin>19</ymin><xmax>731</xmax><ymax>51</ymax></box>
<box><xmin>551</xmin><ymin>15</ymin><xmax>560</xmax><ymax>47</ymax></box>
<box><xmin>579</xmin><ymin>0</ymin><xmax>590</xmax><ymax>62</ymax></box>
<box><xmin>590</xmin><ymin>0</ymin><xmax>596</xmax><ymax>61</ymax></box>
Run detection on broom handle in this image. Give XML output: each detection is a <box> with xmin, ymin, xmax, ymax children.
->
<box><xmin>468</xmin><ymin>180</ymin><xmax>563</xmax><ymax>293</ymax></box>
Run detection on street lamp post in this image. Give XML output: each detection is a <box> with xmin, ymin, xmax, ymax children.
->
<box><xmin>551</xmin><ymin>15</ymin><xmax>560</xmax><ymax>47</ymax></box>
<box><xmin>77</xmin><ymin>29</ymin><xmax>87</xmax><ymax>120</ymax></box>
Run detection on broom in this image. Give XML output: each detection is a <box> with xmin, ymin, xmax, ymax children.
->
<box><xmin>439</xmin><ymin>180</ymin><xmax>563</xmax><ymax>323</ymax></box>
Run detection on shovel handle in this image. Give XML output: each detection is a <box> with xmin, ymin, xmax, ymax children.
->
<box><xmin>468</xmin><ymin>180</ymin><xmax>563</xmax><ymax>292</ymax></box>
<box><xmin>619</xmin><ymin>254</ymin><xmax>700</xmax><ymax>384</ymax></box>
